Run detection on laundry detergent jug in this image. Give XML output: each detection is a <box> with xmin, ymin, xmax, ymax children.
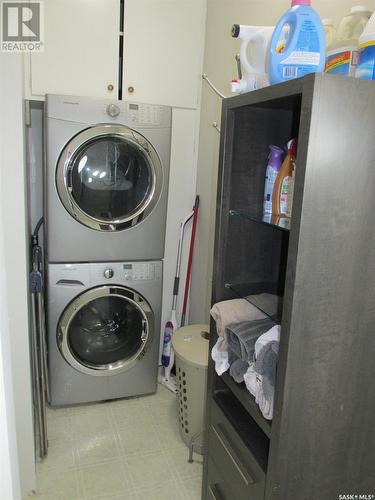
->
<box><xmin>268</xmin><ymin>0</ymin><xmax>325</xmax><ymax>85</ymax></box>
<box><xmin>231</xmin><ymin>24</ymin><xmax>274</xmax><ymax>93</ymax></box>
<box><xmin>325</xmin><ymin>6</ymin><xmax>371</xmax><ymax>76</ymax></box>
<box><xmin>356</xmin><ymin>11</ymin><xmax>375</xmax><ymax>80</ymax></box>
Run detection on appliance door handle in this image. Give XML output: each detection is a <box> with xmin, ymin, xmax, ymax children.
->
<box><xmin>211</xmin><ymin>424</ymin><xmax>255</xmax><ymax>485</ymax></box>
<box><xmin>56</xmin><ymin>279</ymin><xmax>84</xmax><ymax>286</ymax></box>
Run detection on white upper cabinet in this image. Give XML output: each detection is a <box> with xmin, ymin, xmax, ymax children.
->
<box><xmin>25</xmin><ymin>0</ymin><xmax>120</xmax><ymax>99</ymax></box>
<box><xmin>123</xmin><ymin>0</ymin><xmax>206</xmax><ymax>109</ymax></box>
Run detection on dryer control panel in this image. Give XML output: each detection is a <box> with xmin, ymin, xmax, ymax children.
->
<box><xmin>127</xmin><ymin>103</ymin><xmax>165</xmax><ymax>126</ymax></box>
<box><xmin>46</xmin><ymin>94</ymin><xmax>171</xmax><ymax>129</ymax></box>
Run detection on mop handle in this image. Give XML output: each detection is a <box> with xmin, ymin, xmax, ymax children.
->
<box><xmin>171</xmin><ymin>210</ymin><xmax>194</xmax><ymax>311</ymax></box>
<box><xmin>181</xmin><ymin>195</ymin><xmax>200</xmax><ymax>326</ymax></box>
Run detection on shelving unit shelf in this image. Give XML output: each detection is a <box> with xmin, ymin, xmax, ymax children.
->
<box><xmin>220</xmin><ymin>372</ymin><xmax>272</xmax><ymax>438</ymax></box>
<box><xmin>229</xmin><ymin>209</ymin><xmax>291</xmax><ymax>231</ymax></box>
<box><xmin>202</xmin><ymin>74</ymin><xmax>375</xmax><ymax>500</ymax></box>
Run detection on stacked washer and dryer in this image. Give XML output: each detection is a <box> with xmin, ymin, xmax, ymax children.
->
<box><xmin>45</xmin><ymin>95</ymin><xmax>171</xmax><ymax>406</ymax></box>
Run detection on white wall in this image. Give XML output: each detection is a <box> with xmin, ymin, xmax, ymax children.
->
<box><xmin>0</xmin><ymin>54</ymin><xmax>36</xmax><ymax>497</ymax></box>
<box><xmin>189</xmin><ymin>0</ymin><xmax>375</xmax><ymax>323</ymax></box>
<box><xmin>0</xmin><ymin>233</ymin><xmax>21</xmax><ymax>500</ymax></box>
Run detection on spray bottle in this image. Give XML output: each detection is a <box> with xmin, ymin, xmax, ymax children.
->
<box><xmin>263</xmin><ymin>145</ymin><xmax>285</xmax><ymax>214</ymax></box>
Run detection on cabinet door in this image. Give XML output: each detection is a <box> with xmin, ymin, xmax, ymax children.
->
<box><xmin>26</xmin><ymin>0</ymin><xmax>119</xmax><ymax>99</ymax></box>
<box><xmin>123</xmin><ymin>0</ymin><xmax>206</xmax><ymax>108</ymax></box>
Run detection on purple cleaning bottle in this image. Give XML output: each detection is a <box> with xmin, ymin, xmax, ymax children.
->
<box><xmin>263</xmin><ymin>145</ymin><xmax>285</xmax><ymax>214</ymax></box>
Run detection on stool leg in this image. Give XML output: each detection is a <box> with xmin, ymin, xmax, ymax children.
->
<box><xmin>188</xmin><ymin>439</ymin><xmax>194</xmax><ymax>463</ymax></box>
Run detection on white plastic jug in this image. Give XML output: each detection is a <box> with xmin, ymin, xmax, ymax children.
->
<box><xmin>325</xmin><ymin>6</ymin><xmax>372</xmax><ymax>76</ymax></box>
<box><xmin>231</xmin><ymin>24</ymin><xmax>274</xmax><ymax>93</ymax></box>
<box><xmin>356</xmin><ymin>11</ymin><xmax>375</xmax><ymax>79</ymax></box>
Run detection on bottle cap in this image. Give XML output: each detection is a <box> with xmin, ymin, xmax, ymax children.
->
<box><xmin>291</xmin><ymin>0</ymin><xmax>311</xmax><ymax>6</ymax></box>
<box><xmin>287</xmin><ymin>138</ymin><xmax>298</xmax><ymax>156</ymax></box>
<box><xmin>269</xmin><ymin>145</ymin><xmax>285</xmax><ymax>157</ymax></box>
<box><xmin>322</xmin><ymin>18</ymin><xmax>334</xmax><ymax>26</ymax></box>
<box><xmin>350</xmin><ymin>6</ymin><xmax>368</xmax><ymax>13</ymax></box>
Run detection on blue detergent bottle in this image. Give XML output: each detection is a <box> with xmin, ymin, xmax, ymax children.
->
<box><xmin>268</xmin><ymin>0</ymin><xmax>326</xmax><ymax>84</ymax></box>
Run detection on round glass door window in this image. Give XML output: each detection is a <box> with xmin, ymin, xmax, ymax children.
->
<box><xmin>56</xmin><ymin>125</ymin><xmax>163</xmax><ymax>231</ymax></box>
<box><xmin>58</xmin><ymin>286</ymin><xmax>154</xmax><ymax>376</ymax></box>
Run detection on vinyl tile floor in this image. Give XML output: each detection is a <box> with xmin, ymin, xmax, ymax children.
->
<box><xmin>27</xmin><ymin>384</ymin><xmax>203</xmax><ymax>500</ymax></box>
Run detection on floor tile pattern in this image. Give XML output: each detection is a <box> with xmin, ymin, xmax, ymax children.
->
<box><xmin>27</xmin><ymin>384</ymin><xmax>203</xmax><ymax>500</ymax></box>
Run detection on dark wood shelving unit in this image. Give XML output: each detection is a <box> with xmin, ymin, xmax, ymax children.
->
<box><xmin>202</xmin><ymin>74</ymin><xmax>375</xmax><ymax>500</ymax></box>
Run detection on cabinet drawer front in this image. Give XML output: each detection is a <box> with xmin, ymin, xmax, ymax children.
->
<box><xmin>206</xmin><ymin>458</ymin><xmax>235</xmax><ymax>500</ymax></box>
<box><xmin>208</xmin><ymin>401</ymin><xmax>266</xmax><ymax>499</ymax></box>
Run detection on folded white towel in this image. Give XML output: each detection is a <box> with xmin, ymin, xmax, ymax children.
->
<box><xmin>211</xmin><ymin>337</ymin><xmax>230</xmax><ymax>375</ymax></box>
<box><xmin>244</xmin><ymin>363</ymin><xmax>273</xmax><ymax>420</ymax></box>
<box><xmin>242</xmin><ymin>325</ymin><xmax>281</xmax><ymax>420</ymax></box>
<box><xmin>255</xmin><ymin>324</ymin><xmax>280</xmax><ymax>358</ymax></box>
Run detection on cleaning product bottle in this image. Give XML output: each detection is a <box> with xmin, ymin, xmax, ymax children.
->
<box><xmin>325</xmin><ymin>6</ymin><xmax>371</xmax><ymax>76</ymax></box>
<box><xmin>231</xmin><ymin>24</ymin><xmax>275</xmax><ymax>93</ymax></box>
<box><xmin>322</xmin><ymin>18</ymin><xmax>337</xmax><ymax>49</ymax></box>
<box><xmin>356</xmin><ymin>11</ymin><xmax>375</xmax><ymax>80</ymax></box>
<box><xmin>268</xmin><ymin>0</ymin><xmax>325</xmax><ymax>84</ymax></box>
<box><xmin>272</xmin><ymin>139</ymin><xmax>297</xmax><ymax>216</ymax></box>
<box><xmin>263</xmin><ymin>145</ymin><xmax>285</xmax><ymax>214</ymax></box>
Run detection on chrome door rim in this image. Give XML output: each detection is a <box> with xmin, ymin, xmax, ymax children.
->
<box><xmin>57</xmin><ymin>285</ymin><xmax>154</xmax><ymax>376</ymax></box>
<box><xmin>56</xmin><ymin>124</ymin><xmax>163</xmax><ymax>231</ymax></box>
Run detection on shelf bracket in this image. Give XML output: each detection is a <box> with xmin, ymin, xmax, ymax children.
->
<box><xmin>202</xmin><ymin>73</ymin><xmax>227</xmax><ymax>99</ymax></box>
<box><xmin>212</xmin><ymin>122</ymin><xmax>221</xmax><ymax>134</ymax></box>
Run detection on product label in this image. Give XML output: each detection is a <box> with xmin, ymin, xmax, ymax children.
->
<box><xmin>281</xmin><ymin>50</ymin><xmax>321</xmax><ymax>66</ymax></box>
<box><xmin>162</xmin><ymin>327</ymin><xmax>173</xmax><ymax>356</ymax></box>
<box><xmin>356</xmin><ymin>41</ymin><xmax>375</xmax><ymax>80</ymax></box>
<box><xmin>280</xmin><ymin>176</ymin><xmax>290</xmax><ymax>214</ymax></box>
<box><xmin>277</xmin><ymin>18</ymin><xmax>322</xmax><ymax>81</ymax></box>
<box><xmin>325</xmin><ymin>47</ymin><xmax>358</xmax><ymax>76</ymax></box>
<box><xmin>286</xmin><ymin>176</ymin><xmax>295</xmax><ymax>218</ymax></box>
<box><xmin>263</xmin><ymin>167</ymin><xmax>279</xmax><ymax>214</ymax></box>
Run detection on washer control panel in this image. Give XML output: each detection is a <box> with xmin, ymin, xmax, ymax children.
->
<box><xmin>123</xmin><ymin>263</ymin><xmax>155</xmax><ymax>281</ymax></box>
<box><xmin>88</xmin><ymin>262</ymin><xmax>162</xmax><ymax>283</ymax></box>
<box><xmin>103</xmin><ymin>268</ymin><xmax>114</xmax><ymax>279</ymax></box>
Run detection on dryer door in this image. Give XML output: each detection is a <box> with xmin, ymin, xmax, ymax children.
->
<box><xmin>56</xmin><ymin>124</ymin><xmax>163</xmax><ymax>231</ymax></box>
<box><xmin>57</xmin><ymin>286</ymin><xmax>154</xmax><ymax>376</ymax></box>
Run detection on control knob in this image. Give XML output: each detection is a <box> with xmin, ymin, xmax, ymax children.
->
<box><xmin>106</xmin><ymin>104</ymin><xmax>120</xmax><ymax>118</ymax></box>
<box><xmin>104</xmin><ymin>268</ymin><xmax>114</xmax><ymax>279</ymax></box>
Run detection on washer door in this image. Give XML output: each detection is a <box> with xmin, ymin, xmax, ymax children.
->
<box><xmin>57</xmin><ymin>286</ymin><xmax>154</xmax><ymax>376</ymax></box>
<box><xmin>56</xmin><ymin>125</ymin><xmax>163</xmax><ymax>231</ymax></box>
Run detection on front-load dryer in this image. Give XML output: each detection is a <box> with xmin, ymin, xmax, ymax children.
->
<box><xmin>46</xmin><ymin>261</ymin><xmax>162</xmax><ymax>406</ymax></box>
<box><xmin>45</xmin><ymin>95</ymin><xmax>171</xmax><ymax>262</ymax></box>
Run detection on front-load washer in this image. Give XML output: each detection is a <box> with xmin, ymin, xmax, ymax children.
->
<box><xmin>45</xmin><ymin>94</ymin><xmax>171</xmax><ymax>262</ymax></box>
<box><xmin>46</xmin><ymin>260</ymin><xmax>162</xmax><ymax>406</ymax></box>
